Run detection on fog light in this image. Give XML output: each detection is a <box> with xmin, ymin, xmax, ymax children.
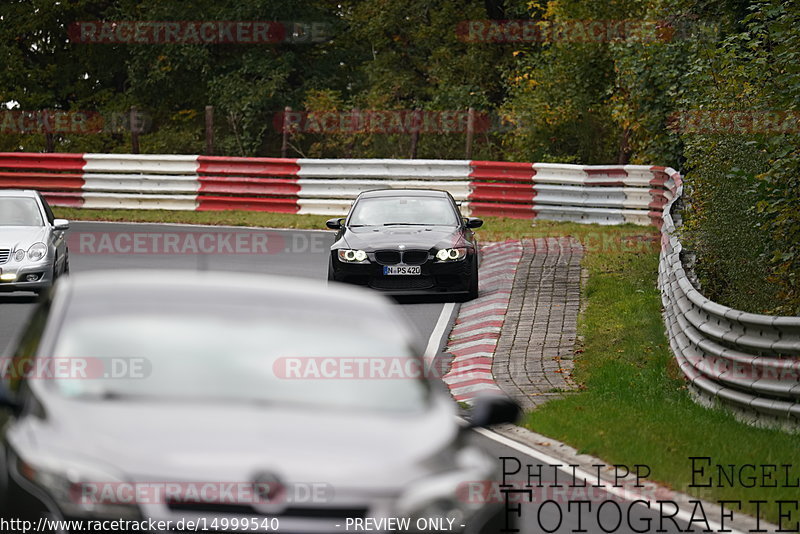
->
<box><xmin>0</xmin><ymin>273</ymin><xmax>17</xmax><ymax>282</ymax></box>
<box><xmin>26</xmin><ymin>274</ymin><xmax>40</xmax><ymax>282</ymax></box>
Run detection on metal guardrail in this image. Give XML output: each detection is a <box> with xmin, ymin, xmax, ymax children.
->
<box><xmin>0</xmin><ymin>153</ymin><xmax>671</xmax><ymax>225</ymax></box>
<box><xmin>658</xmin><ymin>167</ymin><xmax>800</xmax><ymax>426</ymax></box>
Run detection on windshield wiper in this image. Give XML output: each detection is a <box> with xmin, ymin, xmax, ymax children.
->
<box><xmin>382</xmin><ymin>222</ymin><xmax>431</xmax><ymax>226</ymax></box>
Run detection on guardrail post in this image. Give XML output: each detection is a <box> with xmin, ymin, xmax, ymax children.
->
<box><xmin>465</xmin><ymin>107</ymin><xmax>475</xmax><ymax>159</ymax></box>
<box><xmin>130</xmin><ymin>106</ymin><xmax>140</xmax><ymax>154</ymax></box>
<box><xmin>281</xmin><ymin>106</ymin><xmax>291</xmax><ymax>158</ymax></box>
<box><xmin>44</xmin><ymin>132</ymin><xmax>55</xmax><ymax>153</ymax></box>
<box><xmin>409</xmin><ymin>109</ymin><xmax>420</xmax><ymax>159</ymax></box>
<box><xmin>205</xmin><ymin>106</ymin><xmax>215</xmax><ymax>156</ymax></box>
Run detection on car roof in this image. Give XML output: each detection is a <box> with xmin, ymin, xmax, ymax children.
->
<box><xmin>358</xmin><ymin>189</ymin><xmax>450</xmax><ymax>199</ymax></box>
<box><xmin>56</xmin><ymin>270</ymin><xmax>416</xmax><ymax>339</ymax></box>
<box><xmin>0</xmin><ymin>189</ymin><xmax>39</xmax><ymax>198</ymax></box>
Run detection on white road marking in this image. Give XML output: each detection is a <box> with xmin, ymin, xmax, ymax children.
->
<box><xmin>457</xmin><ymin>301</ymin><xmax>509</xmax><ymax>318</ymax></box>
<box><xmin>447</xmin><ymin>338</ymin><xmax>499</xmax><ymax>352</ymax></box>
<box><xmin>452</xmin><ymin>314</ymin><xmax>507</xmax><ymax>330</ymax></box>
<box><xmin>448</xmin><ymin>325</ymin><xmax>502</xmax><ymax>340</ymax></box>
<box><xmin>423</xmin><ymin>302</ymin><xmax>456</xmax><ymax>362</ymax></box>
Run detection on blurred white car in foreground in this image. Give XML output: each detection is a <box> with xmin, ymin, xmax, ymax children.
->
<box><xmin>0</xmin><ymin>270</ymin><xmax>518</xmax><ymax>533</ymax></box>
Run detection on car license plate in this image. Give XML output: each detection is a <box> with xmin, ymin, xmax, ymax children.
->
<box><xmin>383</xmin><ymin>265</ymin><xmax>421</xmax><ymax>276</ymax></box>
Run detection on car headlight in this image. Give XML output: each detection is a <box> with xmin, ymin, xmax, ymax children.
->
<box><xmin>14</xmin><ymin>249</ymin><xmax>25</xmax><ymax>262</ymax></box>
<box><xmin>27</xmin><ymin>242</ymin><xmax>47</xmax><ymax>262</ymax></box>
<box><xmin>435</xmin><ymin>248</ymin><xmax>467</xmax><ymax>262</ymax></box>
<box><xmin>338</xmin><ymin>249</ymin><xmax>368</xmax><ymax>263</ymax></box>
<box><xmin>14</xmin><ymin>451</ymin><xmax>141</xmax><ymax>520</ymax></box>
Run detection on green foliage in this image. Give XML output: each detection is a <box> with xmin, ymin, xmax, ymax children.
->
<box><xmin>497</xmin><ymin>0</ymin><xmax>799</xmax><ymax>313</ymax></box>
<box><xmin>681</xmin><ymin>138</ymin><xmax>776</xmax><ymax>312</ymax></box>
<box><xmin>1</xmin><ymin>0</ymin><xmax>798</xmax><ymax>312</ymax></box>
<box><xmin>677</xmin><ymin>0</ymin><xmax>800</xmax><ymax>314</ymax></box>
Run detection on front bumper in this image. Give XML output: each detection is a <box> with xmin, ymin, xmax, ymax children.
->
<box><xmin>7</xmin><ymin>467</ymin><xmax>507</xmax><ymax>534</ymax></box>
<box><xmin>0</xmin><ymin>259</ymin><xmax>53</xmax><ymax>293</ymax></box>
<box><xmin>329</xmin><ymin>252</ymin><xmax>474</xmax><ymax>296</ymax></box>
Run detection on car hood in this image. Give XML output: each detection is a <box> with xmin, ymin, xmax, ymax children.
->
<box><xmin>0</xmin><ymin>226</ymin><xmax>48</xmax><ymax>249</ymax></box>
<box><xmin>341</xmin><ymin>226</ymin><xmax>464</xmax><ymax>251</ymax></box>
<box><xmin>16</xmin><ymin>395</ymin><xmax>460</xmax><ymax>491</ymax></box>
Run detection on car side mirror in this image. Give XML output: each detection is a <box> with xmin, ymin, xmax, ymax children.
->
<box><xmin>326</xmin><ymin>218</ymin><xmax>343</xmax><ymax>230</ymax></box>
<box><xmin>465</xmin><ymin>217</ymin><xmax>483</xmax><ymax>229</ymax></box>
<box><xmin>466</xmin><ymin>394</ymin><xmax>521</xmax><ymax>428</ymax></box>
<box><xmin>53</xmin><ymin>219</ymin><xmax>70</xmax><ymax>230</ymax></box>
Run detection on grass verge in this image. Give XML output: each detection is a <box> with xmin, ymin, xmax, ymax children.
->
<box><xmin>52</xmin><ymin>207</ymin><xmax>333</xmax><ymax>230</ymax></box>
<box><xmin>50</xmin><ymin>208</ymin><xmax>799</xmax><ymax>521</ymax></box>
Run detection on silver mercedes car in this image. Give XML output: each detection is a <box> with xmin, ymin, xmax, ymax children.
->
<box><xmin>0</xmin><ymin>189</ymin><xmax>70</xmax><ymax>294</ymax></box>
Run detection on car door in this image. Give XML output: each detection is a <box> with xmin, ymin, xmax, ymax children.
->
<box><xmin>37</xmin><ymin>194</ymin><xmax>67</xmax><ymax>273</ymax></box>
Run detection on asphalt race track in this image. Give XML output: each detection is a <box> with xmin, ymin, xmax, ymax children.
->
<box><xmin>0</xmin><ymin>221</ymin><xmax>704</xmax><ymax>534</ymax></box>
<box><xmin>0</xmin><ymin>222</ymin><xmax>452</xmax><ymax>351</ymax></box>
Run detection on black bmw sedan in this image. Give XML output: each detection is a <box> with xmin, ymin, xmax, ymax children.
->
<box><xmin>326</xmin><ymin>189</ymin><xmax>482</xmax><ymax>300</ymax></box>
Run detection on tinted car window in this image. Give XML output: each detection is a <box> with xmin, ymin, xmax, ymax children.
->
<box><xmin>0</xmin><ymin>197</ymin><xmax>44</xmax><ymax>226</ymax></box>
<box><xmin>48</xmin><ymin>302</ymin><xmax>429</xmax><ymax>413</ymax></box>
<box><xmin>349</xmin><ymin>196</ymin><xmax>459</xmax><ymax>226</ymax></box>
<box><xmin>38</xmin><ymin>193</ymin><xmax>55</xmax><ymax>224</ymax></box>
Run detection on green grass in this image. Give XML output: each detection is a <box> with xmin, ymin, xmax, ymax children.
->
<box><xmin>50</xmin><ymin>207</ymin><xmax>800</xmax><ymax>521</ymax></box>
<box><xmin>52</xmin><ymin>207</ymin><xmax>333</xmax><ymax>230</ymax></box>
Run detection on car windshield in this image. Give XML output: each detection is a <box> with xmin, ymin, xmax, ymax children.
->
<box><xmin>348</xmin><ymin>196</ymin><xmax>459</xmax><ymax>227</ymax></box>
<box><xmin>0</xmin><ymin>197</ymin><xmax>44</xmax><ymax>226</ymax></box>
<box><xmin>48</xmin><ymin>302</ymin><xmax>429</xmax><ymax>413</ymax></box>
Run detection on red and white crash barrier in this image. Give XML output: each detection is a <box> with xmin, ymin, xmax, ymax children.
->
<box><xmin>0</xmin><ymin>153</ymin><xmax>675</xmax><ymax>226</ymax></box>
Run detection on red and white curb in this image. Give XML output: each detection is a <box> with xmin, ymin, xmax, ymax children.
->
<box><xmin>442</xmin><ymin>241</ymin><xmax>522</xmax><ymax>402</ymax></box>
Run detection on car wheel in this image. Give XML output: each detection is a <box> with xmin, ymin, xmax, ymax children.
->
<box><xmin>63</xmin><ymin>252</ymin><xmax>70</xmax><ymax>275</ymax></box>
<box><xmin>458</xmin><ymin>258</ymin><xmax>479</xmax><ymax>302</ymax></box>
<box><xmin>327</xmin><ymin>257</ymin><xmax>335</xmax><ymax>283</ymax></box>
<box><xmin>467</xmin><ymin>258</ymin><xmax>479</xmax><ymax>300</ymax></box>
